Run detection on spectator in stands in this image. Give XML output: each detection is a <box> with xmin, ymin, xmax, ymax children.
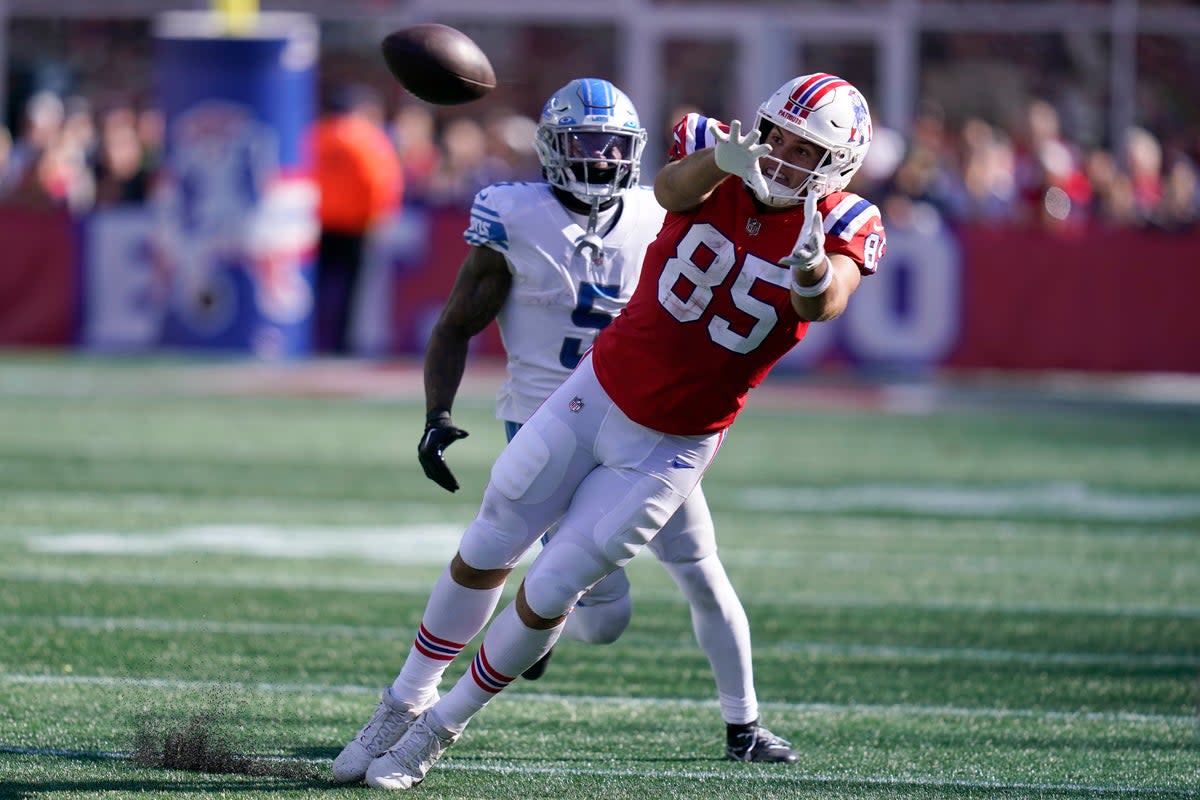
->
<box><xmin>426</xmin><ymin>117</ymin><xmax>511</xmax><ymax>207</ymax></box>
<box><xmin>0</xmin><ymin>91</ymin><xmax>65</xmax><ymax>203</ymax></box>
<box><xmin>1122</xmin><ymin>126</ymin><xmax>1164</xmax><ymax>223</ymax></box>
<box><xmin>310</xmin><ymin>83</ymin><xmax>403</xmax><ymax>355</ymax></box>
<box><xmin>483</xmin><ymin>108</ymin><xmax>540</xmax><ymax>182</ymax></box>
<box><xmin>955</xmin><ymin>117</ymin><xmax>1018</xmax><ymax>222</ymax></box>
<box><xmin>0</xmin><ymin>125</ymin><xmax>11</xmax><ymax>191</ymax></box>
<box><xmin>1084</xmin><ymin>147</ymin><xmax>1138</xmax><ymax>227</ymax></box>
<box><xmin>389</xmin><ymin>103</ymin><xmax>440</xmax><ymax>203</ymax></box>
<box><xmin>1008</xmin><ymin>99</ymin><xmax>1091</xmax><ymax>234</ymax></box>
<box><xmin>93</xmin><ymin>104</ymin><xmax>151</xmax><ymax>207</ymax></box>
<box><xmin>1028</xmin><ymin>137</ymin><xmax>1092</xmax><ymax>235</ymax></box>
<box><xmin>136</xmin><ymin>105</ymin><xmax>165</xmax><ymax>187</ymax></box>
<box><xmin>879</xmin><ymin>142</ymin><xmax>962</xmax><ymax>221</ymax></box>
<box><xmin>1152</xmin><ymin>157</ymin><xmax>1199</xmax><ymax>232</ymax></box>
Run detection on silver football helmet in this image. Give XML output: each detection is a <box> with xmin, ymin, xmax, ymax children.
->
<box><xmin>752</xmin><ymin>73</ymin><xmax>873</xmax><ymax>206</ymax></box>
<box><xmin>535</xmin><ymin>78</ymin><xmax>647</xmax><ymax>203</ymax></box>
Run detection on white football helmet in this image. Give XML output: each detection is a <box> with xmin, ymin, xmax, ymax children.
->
<box><xmin>752</xmin><ymin>73</ymin><xmax>873</xmax><ymax>206</ymax></box>
<box><xmin>535</xmin><ymin>78</ymin><xmax>647</xmax><ymax>203</ymax></box>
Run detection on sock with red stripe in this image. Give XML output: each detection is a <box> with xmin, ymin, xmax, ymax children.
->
<box><xmin>391</xmin><ymin>565</ymin><xmax>504</xmax><ymax>706</ymax></box>
<box><xmin>433</xmin><ymin>601</ymin><xmax>562</xmax><ymax>732</ymax></box>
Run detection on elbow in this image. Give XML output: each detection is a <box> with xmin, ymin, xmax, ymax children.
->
<box><xmin>653</xmin><ymin>177</ymin><xmax>687</xmax><ymax>212</ymax></box>
<box><xmin>653</xmin><ymin>164</ymin><xmax>707</xmax><ymax>212</ymax></box>
<box><xmin>792</xmin><ymin>300</ymin><xmax>844</xmax><ymax>323</ymax></box>
<box><xmin>790</xmin><ymin>290</ymin><xmax>849</xmax><ymax>322</ymax></box>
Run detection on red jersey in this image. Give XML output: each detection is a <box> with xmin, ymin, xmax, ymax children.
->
<box><xmin>591</xmin><ymin>113</ymin><xmax>885</xmax><ymax>435</ymax></box>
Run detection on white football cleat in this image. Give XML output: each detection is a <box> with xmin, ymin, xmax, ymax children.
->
<box><xmin>331</xmin><ymin>689</ymin><xmax>434</xmax><ymax>784</ymax></box>
<box><xmin>365</xmin><ymin>711</ymin><xmax>460</xmax><ymax>790</ymax></box>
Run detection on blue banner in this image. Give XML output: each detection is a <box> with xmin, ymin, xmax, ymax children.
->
<box><xmin>153</xmin><ymin>12</ymin><xmax>319</xmax><ymax>358</ymax></box>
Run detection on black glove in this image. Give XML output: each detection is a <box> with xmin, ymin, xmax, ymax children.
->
<box><xmin>417</xmin><ymin>410</ymin><xmax>470</xmax><ymax>492</ymax></box>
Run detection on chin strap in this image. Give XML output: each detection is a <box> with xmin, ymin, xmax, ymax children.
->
<box><xmin>572</xmin><ymin>200</ymin><xmax>606</xmax><ymax>265</ymax></box>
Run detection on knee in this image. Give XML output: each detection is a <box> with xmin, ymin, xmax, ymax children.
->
<box><xmin>516</xmin><ymin>582</ymin><xmax>567</xmax><ymax>630</ymax></box>
<box><xmin>450</xmin><ymin>552</ymin><xmax>512</xmax><ymax>590</ymax></box>
<box><xmin>665</xmin><ymin>555</ymin><xmax>731</xmax><ymax>613</ymax></box>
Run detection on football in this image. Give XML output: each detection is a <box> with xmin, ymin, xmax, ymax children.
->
<box><xmin>380</xmin><ymin>24</ymin><xmax>496</xmax><ymax>105</ymax></box>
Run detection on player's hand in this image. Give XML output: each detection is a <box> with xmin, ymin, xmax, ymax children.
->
<box><xmin>711</xmin><ymin>119</ymin><xmax>772</xmax><ymax>199</ymax></box>
<box><xmin>417</xmin><ymin>413</ymin><xmax>470</xmax><ymax>493</ymax></box>
<box><xmin>780</xmin><ymin>190</ymin><xmax>826</xmax><ymax>273</ymax></box>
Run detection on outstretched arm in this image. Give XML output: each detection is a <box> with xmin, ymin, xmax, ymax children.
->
<box><xmin>782</xmin><ymin>192</ymin><xmax>862</xmax><ymax>322</ymax></box>
<box><xmin>655</xmin><ymin>119</ymin><xmax>770</xmax><ymax>212</ymax></box>
<box><xmin>424</xmin><ymin>245</ymin><xmax>512</xmax><ymax>415</ymax></box>
<box><xmin>654</xmin><ymin>147</ymin><xmax>728</xmax><ymax>212</ymax></box>
<box><xmin>418</xmin><ymin>245</ymin><xmax>512</xmax><ymax>492</ymax></box>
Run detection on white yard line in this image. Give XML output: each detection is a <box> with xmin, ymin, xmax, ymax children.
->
<box><xmin>1</xmin><ymin>673</ymin><xmax>1193</xmax><ymax>725</ymax></box>
<box><xmin>2</xmin><ymin>613</ymin><xmax>1196</xmax><ymax>669</ymax></box>
<box><xmin>0</xmin><ymin>744</ymin><xmax>1191</xmax><ymax>796</ymax></box>
<box><xmin>3</xmin><ymin>564</ymin><xmax>1198</xmax><ymax>618</ymax></box>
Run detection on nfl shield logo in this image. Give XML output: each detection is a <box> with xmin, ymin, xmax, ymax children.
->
<box><xmin>746</xmin><ymin>218</ymin><xmax>761</xmax><ymax>236</ymax></box>
<box><xmin>569</xmin><ymin>396</ymin><xmax>585</xmax><ymax>413</ymax></box>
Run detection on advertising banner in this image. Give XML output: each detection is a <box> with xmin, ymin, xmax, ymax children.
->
<box><xmin>153</xmin><ymin>11</ymin><xmax>319</xmax><ymax>358</ymax></box>
<box><xmin>0</xmin><ymin>204</ymin><xmax>77</xmax><ymax>347</ymax></box>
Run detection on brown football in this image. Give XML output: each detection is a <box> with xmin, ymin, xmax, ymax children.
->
<box><xmin>380</xmin><ymin>24</ymin><xmax>496</xmax><ymax>105</ymax></box>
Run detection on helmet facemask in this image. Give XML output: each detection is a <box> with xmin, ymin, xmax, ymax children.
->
<box><xmin>536</xmin><ymin>127</ymin><xmax>646</xmax><ymax>202</ymax></box>
<box><xmin>753</xmin><ymin>122</ymin><xmax>857</xmax><ymax>207</ymax></box>
<box><xmin>535</xmin><ymin>78</ymin><xmax>647</xmax><ymax>205</ymax></box>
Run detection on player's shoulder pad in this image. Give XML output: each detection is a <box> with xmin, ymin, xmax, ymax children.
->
<box><xmin>820</xmin><ymin>190</ymin><xmax>884</xmax><ymax>243</ymax></box>
<box><xmin>669</xmin><ymin>113</ymin><xmax>728</xmax><ymax>161</ymax></box>
<box><xmin>464</xmin><ymin>181</ymin><xmax>551</xmax><ymax>250</ymax></box>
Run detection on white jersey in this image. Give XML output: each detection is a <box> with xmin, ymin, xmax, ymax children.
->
<box><xmin>464</xmin><ymin>181</ymin><xmax>667</xmax><ymax>423</ymax></box>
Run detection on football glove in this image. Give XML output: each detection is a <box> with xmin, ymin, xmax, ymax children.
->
<box><xmin>417</xmin><ymin>411</ymin><xmax>469</xmax><ymax>493</ymax></box>
<box><xmin>780</xmin><ymin>190</ymin><xmax>826</xmax><ymax>273</ymax></box>
<box><xmin>711</xmin><ymin>119</ymin><xmax>771</xmax><ymax>200</ymax></box>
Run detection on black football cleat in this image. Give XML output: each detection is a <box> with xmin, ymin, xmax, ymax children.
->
<box><xmin>725</xmin><ymin>723</ymin><xmax>799</xmax><ymax>763</ymax></box>
<box><xmin>521</xmin><ymin>647</ymin><xmax>555</xmax><ymax>680</ymax></box>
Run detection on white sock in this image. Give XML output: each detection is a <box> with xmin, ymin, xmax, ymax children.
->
<box><xmin>662</xmin><ymin>555</ymin><xmax>758</xmax><ymax>725</ymax></box>
<box><xmin>433</xmin><ymin>601</ymin><xmax>562</xmax><ymax>731</ymax></box>
<box><xmin>391</xmin><ymin>565</ymin><xmax>505</xmax><ymax>706</ymax></box>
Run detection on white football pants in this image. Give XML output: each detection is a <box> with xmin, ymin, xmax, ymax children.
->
<box><xmin>459</xmin><ymin>352</ymin><xmax>722</xmax><ymax>620</ymax></box>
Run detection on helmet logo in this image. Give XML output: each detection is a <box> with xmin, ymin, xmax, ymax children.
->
<box><xmin>848</xmin><ymin>92</ymin><xmax>872</xmax><ymax>145</ymax></box>
<box><xmin>784</xmin><ymin>73</ymin><xmax>851</xmax><ymax>121</ymax></box>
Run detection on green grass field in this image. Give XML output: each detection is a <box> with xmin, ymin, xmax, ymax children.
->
<box><xmin>1</xmin><ymin>355</ymin><xmax>1198</xmax><ymax>799</ymax></box>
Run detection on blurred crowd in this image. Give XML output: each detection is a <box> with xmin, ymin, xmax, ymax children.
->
<box><xmin>0</xmin><ymin>90</ymin><xmax>164</xmax><ymax>212</ymax></box>
<box><xmin>1</xmin><ymin>84</ymin><xmax>1198</xmax><ymax>235</ymax></box>
<box><xmin>854</xmin><ymin>97</ymin><xmax>1200</xmax><ymax>235</ymax></box>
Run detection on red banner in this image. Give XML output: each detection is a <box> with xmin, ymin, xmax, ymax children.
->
<box><xmin>0</xmin><ymin>204</ymin><xmax>77</xmax><ymax>347</ymax></box>
<box><xmin>946</xmin><ymin>225</ymin><xmax>1200</xmax><ymax>372</ymax></box>
<box><xmin>5</xmin><ymin>202</ymin><xmax>1200</xmax><ymax>373</ymax></box>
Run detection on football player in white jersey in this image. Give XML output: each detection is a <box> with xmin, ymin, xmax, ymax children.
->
<box><xmin>331</xmin><ymin>79</ymin><xmax>796</xmax><ymax>786</ymax></box>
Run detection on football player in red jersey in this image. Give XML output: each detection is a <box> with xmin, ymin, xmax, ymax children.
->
<box><xmin>346</xmin><ymin>74</ymin><xmax>886</xmax><ymax>791</ymax></box>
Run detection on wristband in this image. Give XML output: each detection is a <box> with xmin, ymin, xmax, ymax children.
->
<box><xmin>790</xmin><ymin>257</ymin><xmax>833</xmax><ymax>297</ymax></box>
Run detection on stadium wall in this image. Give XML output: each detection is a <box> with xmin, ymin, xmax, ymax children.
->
<box><xmin>1</xmin><ymin>203</ymin><xmax>1198</xmax><ymax>374</ymax></box>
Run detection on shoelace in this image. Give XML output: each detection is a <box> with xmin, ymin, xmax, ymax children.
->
<box><xmin>360</xmin><ymin>703</ymin><xmax>410</xmax><ymax>750</ymax></box>
<box><xmin>387</xmin><ymin>717</ymin><xmax>452</xmax><ymax>775</ymax></box>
